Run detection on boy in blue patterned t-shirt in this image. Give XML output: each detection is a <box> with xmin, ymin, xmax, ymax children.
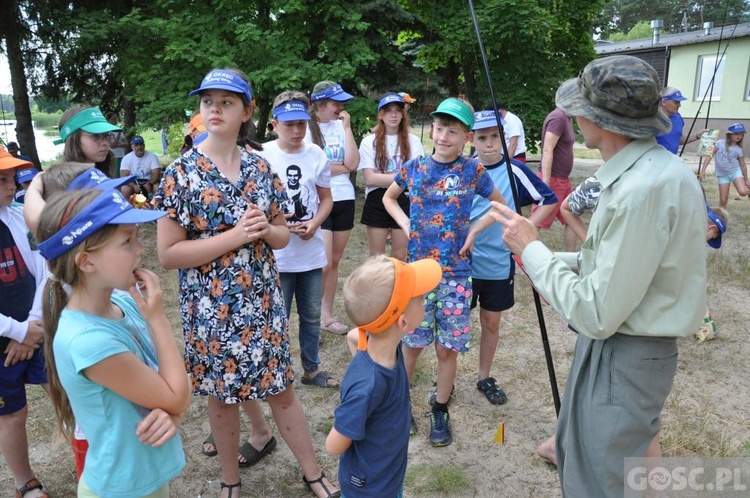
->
<box><xmin>383</xmin><ymin>98</ymin><xmax>505</xmax><ymax>447</ymax></box>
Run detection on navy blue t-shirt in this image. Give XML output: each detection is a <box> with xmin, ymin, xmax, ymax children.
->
<box><xmin>334</xmin><ymin>346</ymin><xmax>410</xmax><ymax>498</ymax></box>
<box><xmin>0</xmin><ymin>219</ymin><xmax>36</xmax><ymax>351</ymax></box>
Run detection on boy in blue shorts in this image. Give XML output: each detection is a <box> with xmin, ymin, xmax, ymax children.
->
<box><xmin>465</xmin><ymin>111</ymin><xmax>558</xmax><ymax>404</ymax></box>
<box><xmin>327</xmin><ymin>255</ymin><xmax>441</xmax><ymax>498</ymax></box>
<box><xmin>383</xmin><ymin>98</ymin><xmax>506</xmax><ymax>446</ymax></box>
<box><xmin>0</xmin><ymin>147</ymin><xmax>50</xmax><ymax>498</ymax></box>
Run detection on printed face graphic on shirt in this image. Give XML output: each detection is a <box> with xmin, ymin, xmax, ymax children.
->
<box><xmin>284</xmin><ymin>165</ymin><xmax>314</xmax><ymax>223</ymax></box>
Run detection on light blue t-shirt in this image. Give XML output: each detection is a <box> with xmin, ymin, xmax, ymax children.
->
<box><xmin>55</xmin><ymin>294</ymin><xmax>185</xmax><ymax>497</ymax></box>
<box><xmin>470</xmin><ymin>158</ymin><xmax>557</xmax><ymax>279</ymax></box>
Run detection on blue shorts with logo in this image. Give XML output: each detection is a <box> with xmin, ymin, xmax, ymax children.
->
<box><xmin>402</xmin><ymin>276</ymin><xmax>472</xmax><ymax>353</ymax></box>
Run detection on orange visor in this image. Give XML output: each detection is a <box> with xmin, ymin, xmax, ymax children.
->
<box><xmin>357</xmin><ymin>258</ymin><xmax>442</xmax><ymax>350</ymax></box>
<box><xmin>189</xmin><ymin>114</ymin><xmax>206</xmax><ymax>134</ymax></box>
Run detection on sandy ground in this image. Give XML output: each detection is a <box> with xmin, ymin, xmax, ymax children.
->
<box><xmin>3</xmin><ymin>150</ymin><xmax>749</xmax><ymax>497</ymax></box>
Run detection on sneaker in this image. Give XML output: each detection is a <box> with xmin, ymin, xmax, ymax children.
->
<box><xmin>428</xmin><ymin>384</ymin><xmax>455</xmax><ymax>407</ymax></box>
<box><xmin>429</xmin><ymin>410</ymin><xmax>452</xmax><ymax>447</ymax></box>
<box><xmin>409</xmin><ymin>414</ymin><xmax>418</xmax><ymax>436</ymax></box>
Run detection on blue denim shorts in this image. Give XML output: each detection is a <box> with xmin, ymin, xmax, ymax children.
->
<box><xmin>716</xmin><ymin>168</ymin><xmax>744</xmax><ymax>184</ymax></box>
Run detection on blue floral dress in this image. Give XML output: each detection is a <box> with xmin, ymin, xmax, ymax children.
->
<box><xmin>154</xmin><ymin>147</ymin><xmax>293</xmax><ymax>403</ymax></box>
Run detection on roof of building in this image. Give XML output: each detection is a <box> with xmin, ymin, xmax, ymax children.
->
<box><xmin>595</xmin><ymin>21</ymin><xmax>750</xmax><ymax>55</ymax></box>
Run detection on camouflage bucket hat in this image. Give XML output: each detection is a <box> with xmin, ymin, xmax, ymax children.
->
<box><xmin>555</xmin><ymin>55</ymin><xmax>671</xmax><ymax>139</ymax></box>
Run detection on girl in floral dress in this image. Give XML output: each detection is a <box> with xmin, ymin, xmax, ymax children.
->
<box><xmin>154</xmin><ymin>69</ymin><xmax>339</xmax><ymax>498</ymax></box>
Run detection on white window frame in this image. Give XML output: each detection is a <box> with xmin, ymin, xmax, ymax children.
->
<box><xmin>695</xmin><ymin>54</ymin><xmax>725</xmax><ymax>101</ymax></box>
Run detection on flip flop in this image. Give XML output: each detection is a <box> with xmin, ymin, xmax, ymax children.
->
<box><xmin>301</xmin><ymin>371</ymin><xmax>340</xmax><ymax>388</ymax></box>
<box><xmin>202</xmin><ymin>433</ymin><xmax>218</xmax><ymax>457</ymax></box>
<box><xmin>238</xmin><ymin>436</ymin><xmax>277</xmax><ymax>467</ymax></box>
<box><xmin>320</xmin><ymin>319</ymin><xmax>349</xmax><ymax>335</ymax></box>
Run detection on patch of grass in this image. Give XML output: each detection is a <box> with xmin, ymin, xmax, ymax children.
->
<box><xmin>404</xmin><ymin>464</ymin><xmax>472</xmax><ymax>496</ymax></box>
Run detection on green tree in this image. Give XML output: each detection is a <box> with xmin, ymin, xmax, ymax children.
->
<box><xmin>596</xmin><ymin>0</ymin><xmax>750</xmax><ymax>37</ymax></box>
<box><xmin>400</xmin><ymin>0</ymin><xmax>603</xmax><ymax>153</ymax></box>
<box><xmin>1</xmin><ymin>0</ymin><xmax>41</xmax><ymax>167</ymax></box>
<box><xmin>608</xmin><ymin>20</ymin><xmax>665</xmax><ymax>42</ymax></box>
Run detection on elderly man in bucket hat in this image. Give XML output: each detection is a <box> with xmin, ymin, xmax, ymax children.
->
<box><xmin>488</xmin><ymin>55</ymin><xmax>707</xmax><ymax>497</ymax></box>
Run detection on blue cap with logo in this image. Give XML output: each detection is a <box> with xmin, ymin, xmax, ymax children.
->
<box><xmin>189</xmin><ymin>69</ymin><xmax>253</xmax><ymax>103</ymax></box>
<box><xmin>16</xmin><ymin>167</ymin><xmax>38</xmax><ymax>184</ymax></box>
<box><xmin>66</xmin><ymin>168</ymin><xmax>137</xmax><ymax>192</ymax></box>
<box><xmin>310</xmin><ymin>84</ymin><xmax>354</xmax><ymax>103</ymax></box>
<box><xmin>706</xmin><ymin>206</ymin><xmax>726</xmax><ymax>249</ymax></box>
<box><xmin>727</xmin><ymin>123</ymin><xmax>746</xmax><ymax>134</ymax></box>
<box><xmin>378</xmin><ymin>93</ymin><xmax>405</xmax><ymax>111</ymax></box>
<box><xmin>130</xmin><ymin>135</ymin><xmax>144</xmax><ymax>145</ymax></box>
<box><xmin>38</xmin><ymin>189</ymin><xmax>167</xmax><ymax>260</ymax></box>
<box><xmin>471</xmin><ymin>110</ymin><xmax>507</xmax><ymax>131</ymax></box>
<box><xmin>273</xmin><ymin>100</ymin><xmax>311</xmax><ymax>121</ymax></box>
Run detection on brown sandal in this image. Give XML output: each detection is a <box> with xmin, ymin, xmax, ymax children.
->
<box><xmin>15</xmin><ymin>478</ymin><xmax>48</xmax><ymax>498</ymax></box>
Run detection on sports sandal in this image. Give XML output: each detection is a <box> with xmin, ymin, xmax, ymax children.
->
<box><xmin>303</xmin><ymin>473</ymin><xmax>341</xmax><ymax>498</ymax></box>
<box><xmin>238</xmin><ymin>436</ymin><xmax>277</xmax><ymax>467</ymax></box>
<box><xmin>15</xmin><ymin>478</ymin><xmax>48</xmax><ymax>498</ymax></box>
<box><xmin>320</xmin><ymin>319</ymin><xmax>349</xmax><ymax>335</ymax></box>
<box><xmin>301</xmin><ymin>371</ymin><xmax>340</xmax><ymax>388</ymax></box>
<box><xmin>202</xmin><ymin>433</ymin><xmax>218</xmax><ymax>457</ymax></box>
<box><xmin>477</xmin><ymin>377</ymin><xmax>508</xmax><ymax>405</ymax></box>
<box><xmin>220</xmin><ymin>480</ymin><xmax>241</xmax><ymax>498</ymax></box>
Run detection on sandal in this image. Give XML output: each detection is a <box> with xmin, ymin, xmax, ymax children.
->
<box><xmin>202</xmin><ymin>433</ymin><xmax>218</xmax><ymax>457</ymax></box>
<box><xmin>15</xmin><ymin>478</ymin><xmax>48</xmax><ymax>498</ymax></box>
<box><xmin>238</xmin><ymin>436</ymin><xmax>277</xmax><ymax>467</ymax></box>
<box><xmin>477</xmin><ymin>377</ymin><xmax>508</xmax><ymax>405</ymax></box>
<box><xmin>220</xmin><ymin>480</ymin><xmax>241</xmax><ymax>498</ymax></box>
<box><xmin>301</xmin><ymin>371</ymin><xmax>340</xmax><ymax>388</ymax></box>
<box><xmin>303</xmin><ymin>473</ymin><xmax>341</xmax><ymax>498</ymax></box>
<box><xmin>320</xmin><ymin>319</ymin><xmax>349</xmax><ymax>335</ymax></box>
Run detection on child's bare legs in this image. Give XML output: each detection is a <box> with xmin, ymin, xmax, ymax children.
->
<box><xmin>0</xmin><ymin>406</ymin><xmax>45</xmax><ymax>498</ymax></box>
<box><xmin>266</xmin><ymin>385</ymin><xmax>338</xmax><ymax>498</ymax></box>
<box><xmin>402</xmin><ymin>343</ymin><xmax>423</xmax><ymax>382</ymax></box>
<box><xmin>564</xmin><ymin>225</ymin><xmax>578</xmax><ymax>252</ymax></box>
<box><xmin>366</xmin><ymin>227</ymin><xmax>408</xmax><ymax>261</ymax></box>
<box><xmin>434</xmin><ymin>343</ymin><xmax>458</xmax><ymax>404</ymax></box>
<box><xmin>718</xmin><ymin>183</ymin><xmax>731</xmax><ymax>208</ymax></box>
<box><xmin>732</xmin><ymin>177</ymin><xmax>749</xmax><ymax>201</ymax></box>
<box><xmin>478</xmin><ymin>309</ymin><xmax>502</xmax><ymax>380</ymax></box>
<box><xmin>321</xmin><ymin>229</ymin><xmax>352</xmax><ymax>330</ymax></box>
<box><xmin>208</xmin><ymin>397</ymin><xmax>241</xmax><ymax>497</ymax></box>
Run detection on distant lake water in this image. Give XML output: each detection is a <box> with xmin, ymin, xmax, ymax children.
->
<box><xmin>0</xmin><ymin>119</ymin><xmax>65</xmax><ymax>163</ymax></box>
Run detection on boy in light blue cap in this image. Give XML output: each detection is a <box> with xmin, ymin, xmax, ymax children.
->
<box><xmin>465</xmin><ymin>110</ymin><xmax>557</xmax><ymax>405</ymax></box>
<box><xmin>382</xmin><ymin>97</ymin><xmax>506</xmax><ymax>446</ymax></box>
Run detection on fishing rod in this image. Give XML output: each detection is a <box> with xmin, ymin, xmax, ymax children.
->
<box><xmin>467</xmin><ymin>0</ymin><xmax>561</xmax><ymax>416</ymax></box>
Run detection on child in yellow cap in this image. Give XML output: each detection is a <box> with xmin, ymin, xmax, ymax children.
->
<box><xmin>326</xmin><ymin>255</ymin><xmax>441</xmax><ymax>498</ymax></box>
